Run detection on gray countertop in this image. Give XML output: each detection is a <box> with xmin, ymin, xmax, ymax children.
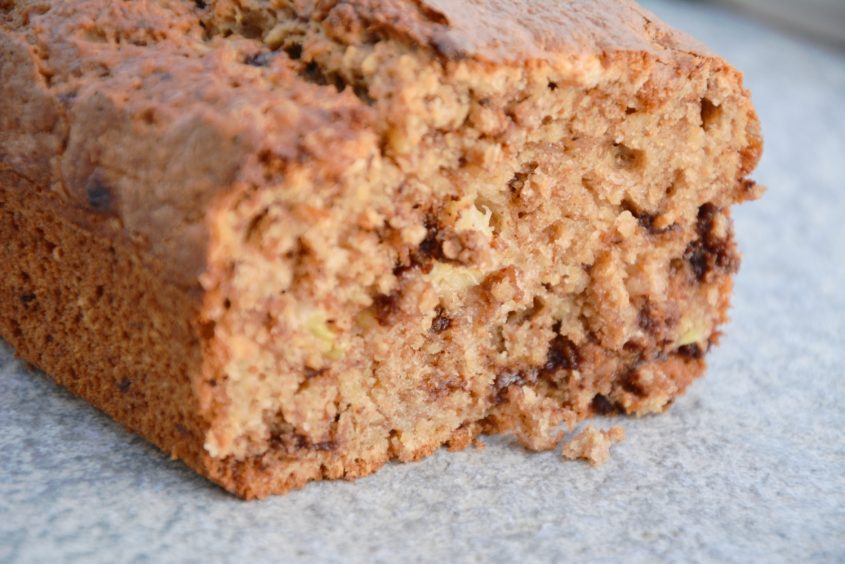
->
<box><xmin>2</xmin><ymin>1</ymin><xmax>844</xmax><ymax>562</ymax></box>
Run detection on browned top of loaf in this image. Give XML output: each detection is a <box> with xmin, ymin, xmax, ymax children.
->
<box><xmin>1</xmin><ymin>0</ymin><xmax>724</xmax><ymax>287</ymax></box>
<box><xmin>1</xmin><ymin>0</ymin><xmax>376</xmax><ymax>285</ymax></box>
<box><xmin>307</xmin><ymin>0</ymin><xmax>710</xmax><ymax>62</ymax></box>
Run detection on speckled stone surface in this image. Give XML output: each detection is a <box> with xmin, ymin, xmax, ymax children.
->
<box><xmin>2</xmin><ymin>1</ymin><xmax>844</xmax><ymax>562</ymax></box>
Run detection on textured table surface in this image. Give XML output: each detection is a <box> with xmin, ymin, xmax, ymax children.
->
<box><xmin>2</xmin><ymin>1</ymin><xmax>844</xmax><ymax>562</ymax></box>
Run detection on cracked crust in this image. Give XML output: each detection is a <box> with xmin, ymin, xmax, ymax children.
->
<box><xmin>205</xmin><ymin>0</ymin><xmax>713</xmax><ymax>63</ymax></box>
<box><xmin>0</xmin><ymin>0</ymin><xmax>761</xmax><ymax>498</ymax></box>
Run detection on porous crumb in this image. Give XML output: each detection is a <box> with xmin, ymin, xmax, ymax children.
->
<box><xmin>562</xmin><ymin>426</ymin><xmax>626</xmax><ymax>466</ymax></box>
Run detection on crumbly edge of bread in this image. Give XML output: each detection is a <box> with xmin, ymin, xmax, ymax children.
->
<box><xmin>562</xmin><ymin>425</ymin><xmax>626</xmax><ymax>466</ymax></box>
<box><xmin>198</xmin><ymin>1</ymin><xmax>761</xmax><ymax>463</ymax></box>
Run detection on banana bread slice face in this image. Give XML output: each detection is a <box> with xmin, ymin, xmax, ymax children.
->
<box><xmin>0</xmin><ymin>0</ymin><xmax>761</xmax><ymax>498</ymax></box>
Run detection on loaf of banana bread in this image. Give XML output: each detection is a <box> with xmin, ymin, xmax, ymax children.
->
<box><xmin>0</xmin><ymin>0</ymin><xmax>762</xmax><ymax>498</ymax></box>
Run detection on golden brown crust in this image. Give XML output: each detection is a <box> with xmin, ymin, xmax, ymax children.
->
<box><xmin>373</xmin><ymin>0</ymin><xmax>712</xmax><ymax>61</ymax></box>
<box><xmin>206</xmin><ymin>0</ymin><xmax>711</xmax><ymax>63</ymax></box>
<box><xmin>1</xmin><ymin>3</ymin><xmax>376</xmax><ymax>287</ymax></box>
<box><xmin>0</xmin><ymin>170</ymin><xmax>210</xmax><ymax>477</ymax></box>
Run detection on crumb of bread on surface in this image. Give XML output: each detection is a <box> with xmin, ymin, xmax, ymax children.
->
<box><xmin>562</xmin><ymin>426</ymin><xmax>625</xmax><ymax>466</ymax></box>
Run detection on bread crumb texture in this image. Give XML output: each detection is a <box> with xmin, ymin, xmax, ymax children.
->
<box><xmin>0</xmin><ymin>0</ymin><xmax>761</xmax><ymax>498</ymax></box>
<box><xmin>563</xmin><ymin>425</ymin><xmax>626</xmax><ymax>466</ymax></box>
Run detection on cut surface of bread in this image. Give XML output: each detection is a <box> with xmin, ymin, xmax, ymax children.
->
<box><xmin>0</xmin><ymin>0</ymin><xmax>762</xmax><ymax>498</ymax></box>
